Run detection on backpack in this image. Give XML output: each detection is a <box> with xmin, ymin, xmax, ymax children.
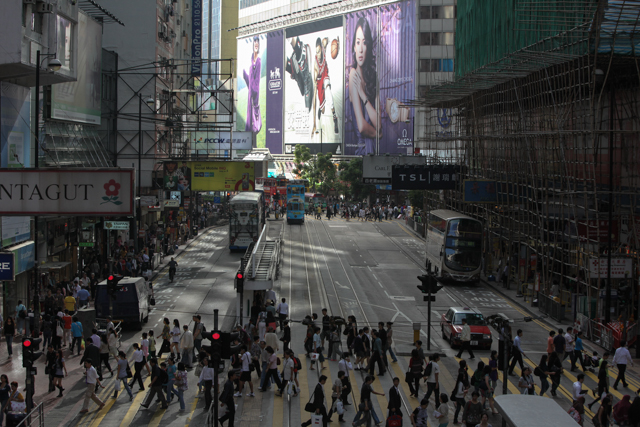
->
<box><xmin>568</xmin><ymin>407</ymin><xmax>581</xmax><ymax>424</ymax></box>
<box><xmin>294</xmin><ymin>357</ymin><xmax>302</xmax><ymax>371</ymax></box>
<box><xmin>18</xmin><ymin>307</ymin><xmax>26</xmax><ymax>319</ymax></box>
<box><xmin>157</xmin><ymin>369</ymin><xmax>169</xmax><ymax>385</ymax></box>
<box><xmin>424</xmin><ymin>361</ymin><xmax>433</xmax><ymax>378</ymax></box>
<box><xmin>534</xmin><ymin>367</ymin><xmax>542</xmax><ymax>377</ymax></box>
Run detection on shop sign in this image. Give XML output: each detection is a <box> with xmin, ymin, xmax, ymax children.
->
<box><xmin>577</xmin><ymin>219</ymin><xmax>618</xmax><ymax>243</ymax></box>
<box><xmin>104</xmin><ymin>221</ymin><xmax>130</xmax><ymax>230</ymax></box>
<box><xmin>11</xmin><ymin>241</ymin><xmax>34</xmax><ymax>275</ymax></box>
<box><xmin>79</xmin><ymin>242</ymin><xmax>95</xmax><ymax>247</ymax></box>
<box><xmin>0</xmin><ymin>253</ymin><xmax>14</xmax><ymax>281</ymax></box>
<box><xmin>391</xmin><ymin>165</ymin><xmax>458</xmax><ymax>190</ymax></box>
<box><xmin>140</xmin><ymin>196</ymin><xmax>158</xmax><ymax>206</ymax></box>
<box><xmin>0</xmin><ymin>169</ymin><xmax>134</xmax><ymax>215</ymax></box>
<box><xmin>164</xmin><ymin>200</ymin><xmax>179</xmax><ymax>208</ymax></box>
<box><xmin>589</xmin><ymin>257</ymin><xmax>632</xmax><ymax>279</ymax></box>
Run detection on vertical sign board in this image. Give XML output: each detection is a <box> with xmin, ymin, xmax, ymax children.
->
<box><xmin>0</xmin><ymin>252</ymin><xmax>14</xmax><ymax>281</ymax></box>
<box><xmin>391</xmin><ymin>165</ymin><xmax>458</xmax><ymax>190</ymax></box>
<box><xmin>191</xmin><ymin>0</ymin><xmax>202</xmax><ymax>76</ymax></box>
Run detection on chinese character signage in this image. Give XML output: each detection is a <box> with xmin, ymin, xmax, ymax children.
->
<box><xmin>463</xmin><ymin>180</ymin><xmax>498</xmax><ymax>203</ymax></box>
<box><xmin>589</xmin><ymin>257</ymin><xmax>632</xmax><ymax>279</ymax></box>
<box><xmin>391</xmin><ymin>165</ymin><xmax>458</xmax><ymax>190</ymax></box>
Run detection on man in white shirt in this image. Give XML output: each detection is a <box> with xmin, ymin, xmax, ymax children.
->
<box><xmin>79</xmin><ymin>360</ymin><xmax>105</xmax><ymax>413</ymax></box>
<box><xmin>455</xmin><ymin>318</ymin><xmax>475</xmax><ymax>359</ymax></box>
<box><xmin>236</xmin><ymin>345</ymin><xmax>255</xmax><ymax>397</ymax></box>
<box><xmin>179</xmin><ymin>325</ymin><xmax>194</xmax><ymax>369</ymax></box>
<box><xmin>613</xmin><ymin>340</ymin><xmax>634</xmax><ymax>389</ymax></box>
<box><xmin>572</xmin><ymin>373</ymin><xmax>588</xmax><ymax>400</ymax></box>
<box><xmin>276</xmin><ymin>298</ymin><xmax>289</xmax><ymax>330</ymax></box>
<box><xmin>265</xmin><ymin>327</ymin><xmax>279</xmax><ymax>354</ymax></box>
<box><xmin>129</xmin><ymin>343</ymin><xmax>145</xmax><ymax>392</ymax></box>
<box><xmin>276</xmin><ymin>351</ymin><xmax>295</xmax><ymax>397</ymax></box>
<box><xmin>564</xmin><ymin>327</ymin><xmax>575</xmax><ymax>364</ymax></box>
<box><xmin>424</xmin><ymin>353</ymin><xmax>441</xmax><ymax>406</ymax></box>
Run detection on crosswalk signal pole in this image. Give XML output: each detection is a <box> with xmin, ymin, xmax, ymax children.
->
<box><xmin>214</xmin><ymin>309</ymin><xmax>219</xmax><ymax>427</ymax></box>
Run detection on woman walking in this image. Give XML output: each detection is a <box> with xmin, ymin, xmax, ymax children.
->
<box><xmin>452</xmin><ymin>371</ymin><xmax>468</xmax><ymax>425</ymax></box>
<box><xmin>536</xmin><ymin>354</ymin><xmax>553</xmax><ymax>397</ymax></box>
<box><xmin>408</xmin><ymin>349</ymin><xmax>423</xmax><ymax>398</ymax></box>
<box><xmin>589</xmin><ymin>360</ymin><xmax>610</xmax><ymax>410</ymax></box>
<box><xmin>174</xmin><ymin>362</ymin><xmax>188</xmax><ymax>412</ymax></box>
<box><xmin>0</xmin><ymin>374</ymin><xmax>11</xmax><ymax>426</ymax></box>
<box><xmin>165</xmin><ymin>358</ymin><xmax>178</xmax><ymax>403</ymax></box>
<box><xmin>462</xmin><ymin>391</ymin><xmax>484</xmax><ymax>427</ymax></box>
<box><xmin>170</xmin><ymin>319</ymin><xmax>181</xmax><ymax>361</ymax></box>
<box><xmin>481</xmin><ymin>365</ymin><xmax>498</xmax><ymax>414</ymax></box>
<box><xmin>108</xmin><ymin>328</ymin><xmax>119</xmax><ymax>359</ymax></box>
<box><xmin>99</xmin><ymin>334</ymin><xmax>114</xmax><ymax>377</ymax></box>
<box><xmin>53</xmin><ymin>349</ymin><xmax>67</xmax><ymax>397</ymax></box>
<box><xmin>158</xmin><ymin>318</ymin><xmax>171</xmax><ymax>359</ymax></box>
<box><xmin>4</xmin><ymin>318</ymin><xmax>15</xmax><ymax>357</ymax></box>
<box><xmin>114</xmin><ymin>351</ymin><xmax>133</xmax><ymax>401</ymax></box>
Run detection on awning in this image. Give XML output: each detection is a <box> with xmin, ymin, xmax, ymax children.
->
<box><xmin>38</xmin><ymin>262</ymin><xmax>71</xmax><ymax>271</ymax></box>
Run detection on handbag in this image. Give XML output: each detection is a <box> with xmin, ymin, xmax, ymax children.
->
<box><xmin>126</xmin><ymin>364</ymin><xmax>133</xmax><ymax>378</ymax></box>
<box><xmin>336</xmin><ymin>399</ymin><xmax>345</xmax><ymax>415</ymax></box>
<box><xmin>56</xmin><ymin>325</ymin><xmax>64</xmax><ymax>337</ymax></box>
<box><xmin>304</xmin><ymin>390</ymin><xmax>316</xmax><ymax>412</ymax></box>
<box><xmin>310</xmin><ymin>413</ymin><xmax>323</xmax><ymax>426</ymax></box>
<box><xmin>115</xmin><ymin>380</ymin><xmax>122</xmax><ymax>391</ymax></box>
<box><xmin>10</xmin><ymin>400</ymin><xmax>26</xmax><ymax>413</ymax></box>
<box><xmin>195</xmin><ymin>364</ymin><xmax>203</xmax><ymax>377</ymax></box>
<box><xmin>45</xmin><ymin>366</ymin><xmax>50</xmax><ymax>375</ymax></box>
<box><xmin>404</xmin><ymin>371</ymin><xmax>412</xmax><ymax>383</ymax></box>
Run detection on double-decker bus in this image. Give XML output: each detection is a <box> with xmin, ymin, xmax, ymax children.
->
<box><xmin>305</xmin><ymin>193</ymin><xmax>327</xmax><ymax>212</ymax></box>
<box><xmin>425</xmin><ymin>209</ymin><xmax>483</xmax><ymax>283</ymax></box>
<box><xmin>286</xmin><ymin>179</ymin><xmax>308</xmax><ymax>224</ymax></box>
<box><xmin>228</xmin><ymin>191</ymin><xmax>264</xmax><ymax>251</ymax></box>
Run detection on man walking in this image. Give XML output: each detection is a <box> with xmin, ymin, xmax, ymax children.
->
<box><xmin>368</xmin><ymin>330</ymin><xmax>386</xmax><ymax>376</ymax></box>
<box><xmin>613</xmin><ymin>340</ymin><xmax>633</xmax><ymax>390</ymax></box>
<box><xmin>553</xmin><ymin>328</ymin><xmax>566</xmax><ymax>361</ymax></box>
<box><xmin>79</xmin><ymin>360</ymin><xmax>105</xmax><ymax>413</ymax></box>
<box><xmin>141</xmin><ymin>359</ymin><xmax>169</xmax><ymax>410</ymax></box>
<box><xmin>236</xmin><ymin>345</ymin><xmax>255</xmax><ymax>397</ymax></box>
<box><xmin>387</xmin><ymin>377</ymin><xmax>402</xmax><ymax>417</ymax></box>
<box><xmin>302</xmin><ymin>375</ymin><xmax>329</xmax><ymax>427</ymax></box>
<box><xmin>508</xmin><ymin>329</ymin><xmax>526</xmax><ymax>376</ymax></box>
<box><xmin>219</xmin><ymin>371</ymin><xmax>237</xmax><ymax>427</ymax></box>
<box><xmin>564</xmin><ymin>327</ymin><xmax>575</xmax><ymax>363</ymax></box>
<box><xmin>276</xmin><ymin>298</ymin><xmax>289</xmax><ymax>331</ymax></box>
<box><xmin>276</xmin><ymin>350</ymin><xmax>294</xmax><ymax>397</ymax></box>
<box><xmin>455</xmin><ymin>318</ymin><xmax>475</xmax><ymax>359</ymax></box>
<box><xmin>353</xmin><ymin>375</ymin><xmax>385</xmax><ymax>426</ymax></box>
<box><xmin>193</xmin><ymin>315</ymin><xmax>204</xmax><ymax>359</ymax></box>
<box><xmin>129</xmin><ymin>343</ymin><xmax>145</xmax><ymax>392</ymax></box>
<box><xmin>377</xmin><ymin>322</ymin><xmax>388</xmax><ymax>368</ymax></box>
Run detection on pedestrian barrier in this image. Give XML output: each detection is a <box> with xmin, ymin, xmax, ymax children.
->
<box><xmin>14</xmin><ymin>402</ymin><xmax>44</xmax><ymax>427</ymax></box>
<box><xmin>537</xmin><ymin>292</ymin><xmax>565</xmax><ymax>322</ymax></box>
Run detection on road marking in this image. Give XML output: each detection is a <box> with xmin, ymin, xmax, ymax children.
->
<box><xmin>119</xmin><ymin>377</ymin><xmax>152</xmax><ymax>427</ymax></box>
<box><xmin>388</xmin><ymin>296</ymin><xmax>415</xmax><ymax>301</ymax></box>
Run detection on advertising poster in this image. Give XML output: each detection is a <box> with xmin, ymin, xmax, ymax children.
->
<box><xmin>189</xmin><ymin>161</ymin><xmax>255</xmax><ymax>192</ymax></box>
<box><xmin>51</xmin><ymin>12</ymin><xmax>102</xmax><ymax>124</ymax></box>
<box><xmin>191</xmin><ymin>131</ymin><xmax>253</xmax><ymax>155</ymax></box>
<box><xmin>163</xmin><ymin>161</ymin><xmax>192</xmax><ymax>191</ymax></box>
<box><xmin>0</xmin><ymin>82</ymin><xmax>31</xmax><ymax>169</ymax></box>
<box><xmin>284</xmin><ymin>17</ymin><xmax>344</xmax><ymax>154</ymax></box>
<box><xmin>379</xmin><ymin>0</ymin><xmax>415</xmax><ymax>154</ymax></box>
<box><xmin>265</xmin><ymin>30</ymin><xmax>284</xmax><ymax>154</ymax></box>
<box><xmin>344</xmin><ymin>8</ymin><xmax>379</xmax><ymax>155</ymax></box>
<box><xmin>237</xmin><ymin>34</ymin><xmax>267</xmax><ymax>148</ymax></box>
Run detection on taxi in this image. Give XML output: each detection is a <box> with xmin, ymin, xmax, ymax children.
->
<box><xmin>440</xmin><ymin>307</ymin><xmax>493</xmax><ymax>349</ymax></box>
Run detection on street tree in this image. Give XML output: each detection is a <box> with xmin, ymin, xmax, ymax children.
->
<box><xmin>338</xmin><ymin>158</ymin><xmax>374</xmax><ymax>202</ymax></box>
<box><xmin>293</xmin><ymin>145</ymin><xmax>337</xmax><ymax>195</ymax></box>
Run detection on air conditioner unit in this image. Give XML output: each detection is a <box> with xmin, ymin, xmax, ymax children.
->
<box><xmin>36</xmin><ymin>2</ymin><xmax>54</xmax><ymax>13</ymax></box>
<box><xmin>159</xmin><ymin>24</ymin><xmax>168</xmax><ymax>40</ymax></box>
<box><xmin>23</xmin><ymin>0</ymin><xmax>36</xmax><ymax>5</ymax></box>
<box><xmin>176</xmin><ymin>17</ymin><xmax>181</xmax><ymax>25</ymax></box>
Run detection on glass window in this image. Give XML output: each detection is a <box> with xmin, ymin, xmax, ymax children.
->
<box><xmin>419</xmin><ymin>59</ymin><xmax>429</xmax><ymax>72</ymax></box>
<box><xmin>430</xmin><ymin>59</ymin><xmax>440</xmax><ymax>72</ymax></box>
<box><xmin>447</xmin><ymin>219</ymin><xmax>483</xmax><ymax>238</ymax></box>
<box><xmin>443</xmin><ymin>32</ymin><xmax>454</xmax><ymax>46</ymax></box>
<box><xmin>419</xmin><ymin>6</ymin><xmax>431</xmax><ymax>19</ymax></box>
<box><xmin>442</xmin><ymin>59</ymin><xmax>454</xmax><ymax>72</ymax></box>
<box><xmin>431</xmin><ymin>33</ymin><xmax>441</xmax><ymax>45</ymax></box>
<box><xmin>56</xmin><ymin>15</ymin><xmax>73</xmax><ymax>70</ymax></box>
<box><xmin>428</xmin><ymin>214</ymin><xmax>447</xmax><ymax>233</ymax></box>
<box><xmin>453</xmin><ymin>313</ymin><xmax>486</xmax><ymax>326</ymax></box>
<box><xmin>431</xmin><ymin>6</ymin><xmax>455</xmax><ymax>19</ymax></box>
<box><xmin>419</xmin><ymin>33</ymin><xmax>430</xmax><ymax>46</ymax></box>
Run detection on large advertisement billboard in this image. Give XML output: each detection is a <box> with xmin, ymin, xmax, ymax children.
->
<box><xmin>265</xmin><ymin>30</ymin><xmax>284</xmax><ymax>154</ymax></box>
<box><xmin>284</xmin><ymin>17</ymin><xmax>344</xmax><ymax>154</ymax></box>
<box><xmin>188</xmin><ymin>161</ymin><xmax>255</xmax><ymax>192</ymax></box>
<box><xmin>237</xmin><ymin>34</ymin><xmax>267</xmax><ymax>148</ymax></box>
<box><xmin>51</xmin><ymin>12</ymin><xmax>102</xmax><ymax>125</ymax></box>
<box><xmin>236</xmin><ymin>0</ymin><xmax>414</xmax><ymax>156</ymax></box>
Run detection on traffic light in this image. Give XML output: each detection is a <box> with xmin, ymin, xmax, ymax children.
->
<box><xmin>417</xmin><ymin>274</ymin><xmax>443</xmax><ymax>302</ymax></box>
<box><xmin>209</xmin><ymin>330</ymin><xmax>223</xmax><ymax>363</ymax></box>
<box><xmin>235</xmin><ymin>272</ymin><xmax>244</xmax><ymax>294</ymax></box>
<box><xmin>22</xmin><ymin>338</ymin><xmax>43</xmax><ymax>369</ymax></box>
<box><xmin>107</xmin><ymin>275</ymin><xmax>123</xmax><ymax>298</ymax></box>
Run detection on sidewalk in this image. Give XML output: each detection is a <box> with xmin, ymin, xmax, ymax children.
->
<box><xmin>0</xmin><ymin>223</ymin><xmax>223</xmax><ymax>419</ymax></box>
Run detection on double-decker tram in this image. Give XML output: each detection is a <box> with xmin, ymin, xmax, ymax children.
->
<box><xmin>228</xmin><ymin>191</ymin><xmax>264</xmax><ymax>251</ymax></box>
<box><xmin>425</xmin><ymin>209</ymin><xmax>483</xmax><ymax>283</ymax></box>
<box><xmin>286</xmin><ymin>179</ymin><xmax>308</xmax><ymax>224</ymax></box>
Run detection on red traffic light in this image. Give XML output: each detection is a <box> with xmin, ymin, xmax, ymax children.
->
<box><xmin>108</xmin><ymin>275</ymin><xmax>114</xmax><ymax>281</ymax></box>
<box><xmin>211</xmin><ymin>332</ymin><xmax>221</xmax><ymax>340</ymax></box>
<box><xmin>236</xmin><ymin>273</ymin><xmax>243</xmax><ymax>280</ymax></box>
<box><xmin>23</xmin><ymin>339</ymin><xmax>31</xmax><ymax>347</ymax></box>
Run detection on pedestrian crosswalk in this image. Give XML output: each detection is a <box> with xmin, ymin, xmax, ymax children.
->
<box><xmin>67</xmin><ymin>347</ymin><xmax>634</xmax><ymax>427</ymax></box>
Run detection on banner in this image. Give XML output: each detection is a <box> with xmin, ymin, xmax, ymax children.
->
<box><xmin>362</xmin><ymin>155</ymin><xmax>426</xmax><ymax>184</ymax></box>
<box><xmin>191</xmin><ymin>131</ymin><xmax>253</xmax><ymax>154</ymax></box>
<box><xmin>284</xmin><ymin>17</ymin><xmax>344</xmax><ymax>154</ymax></box>
<box><xmin>189</xmin><ymin>161</ymin><xmax>255</xmax><ymax>192</ymax></box>
<box><xmin>237</xmin><ymin>34</ymin><xmax>267</xmax><ymax>147</ymax></box>
<box><xmin>391</xmin><ymin>165</ymin><xmax>458</xmax><ymax>190</ymax></box>
<box><xmin>0</xmin><ymin>169</ymin><xmax>134</xmax><ymax>215</ymax></box>
<box><xmin>163</xmin><ymin>161</ymin><xmax>192</xmax><ymax>191</ymax></box>
<box><xmin>265</xmin><ymin>30</ymin><xmax>284</xmax><ymax>154</ymax></box>
<box><xmin>50</xmin><ymin>11</ymin><xmax>102</xmax><ymax>124</ymax></box>
<box><xmin>191</xmin><ymin>0</ymin><xmax>203</xmax><ymax>76</ymax></box>
<box><xmin>463</xmin><ymin>180</ymin><xmax>498</xmax><ymax>203</ymax></box>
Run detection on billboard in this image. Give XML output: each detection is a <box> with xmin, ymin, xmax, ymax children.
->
<box><xmin>391</xmin><ymin>165</ymin><xmax>458</xmax><ymax>190</ymax></box>
<box><xmin>163</xmin><ymin>161</ymin><xmax>192</xmax><ymax>191</ymax></box>
<box><xmin>344</xmin><ymin>1</ymin><xmax>415</xmax><ymax>155</ymax></box>
<box><xmin>284</xmin><ymin>17</ymin><xmax>344</xmax><ymax>154</ymax></box>
<box><xmin>188</xmin><ymin>161</ymin><xmax>255</xmax><ymax>192</ymax></box>
<box><xmin>0</xmin><ymin>169</ymin><xmax>134</xmax><ymax>215</ymax></box>
<box><xmin>237</xmin><ymin>34</ymin><xmax>267</xmax><ymax>148</ymax></box>
<box><xmin>265</xmin><ymin>30</ymin><xmax>284</xmax><ymax>154</ymax></box>
<box><xmin>191</xmin><ymin>131</ymin><xmax>253</xmax><ymax>155</ymax></box>
<box><xmin>1</xmin><ymin>82</ymin><xmax>31</xmax><ymax>169</ymax></box>
<box><xmin>362</xmin><ymin>155</ymin><xmax>426</xmax><ymax>184</ymax></box>
<box><xmin>51</xmin><ymin>12</ymin><xmax>102</xmax><ymax>125</ymax></box>
<box><xmin>191</xmin><ymin>0</ymin><xmax>202</xmax><ymax>76</ymax></box>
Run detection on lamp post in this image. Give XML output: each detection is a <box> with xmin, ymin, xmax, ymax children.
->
<box><xmin>135</xmin><ymin>94</ymin><xmax>155</xmax><ymax>254</ymax></box>
<box><xmin>29</xmin><ymin>50</ymin><xmax>61</xmax><ymax>413</ymax></box>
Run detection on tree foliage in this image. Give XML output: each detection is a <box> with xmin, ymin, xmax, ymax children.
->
<box><xmin>408</xmin><ymin>190</ymin><xmax>424</xmax><ymax>210</ymax></box>
<box><xmin>292</xmin><ymin>145</ymin><xmax>337</xmax><ymax>195</ymax></box>
<box><xmin>338</xmin><ymin>158</ymin><xmax>374</xmax><ymax>202</ymax></box>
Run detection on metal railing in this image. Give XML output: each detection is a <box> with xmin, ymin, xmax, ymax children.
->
<box><xmin>15</xmin><ymin>402</ymin><xmax>44</xmax><ymax>427</ymax></box>
<box><xmin>537</xmin><ymin>293</ymin><xmax>565</xmax><ymax>322</ymax></box>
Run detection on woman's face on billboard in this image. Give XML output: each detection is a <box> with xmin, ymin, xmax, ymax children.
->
<box><xmin>354</xmin><ymin>26</ymin><xmax>367</xmax><ymax>68</ymax></box>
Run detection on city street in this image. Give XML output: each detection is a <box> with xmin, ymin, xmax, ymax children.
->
<box><xmin>33</xmin><ymin>215</ymin><xmax>636</xmax><ymax>427</ymax></box>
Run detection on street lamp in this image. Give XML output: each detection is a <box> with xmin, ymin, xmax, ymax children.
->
<box><xmin>136</xmin><ymin>94</ymin><xmax>155</xmax><ymax>253</ymax></box>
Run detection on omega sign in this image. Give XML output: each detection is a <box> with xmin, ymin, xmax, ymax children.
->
<box><xmin>0</xmin><ymin>169</ymin><xmax>134</xmax><ymax>216</ymax></box>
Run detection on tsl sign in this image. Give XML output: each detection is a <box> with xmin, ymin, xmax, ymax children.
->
<box><xmin>0</xmin><ymin>169</ymin><xmax>134</xmax><ymax>216</ymax></box>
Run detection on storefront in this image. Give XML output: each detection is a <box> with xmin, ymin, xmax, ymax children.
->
<box><xmin>2</xmin><ymin>241</ymin><xmax>35</xmax><ymax>319</ymax></box>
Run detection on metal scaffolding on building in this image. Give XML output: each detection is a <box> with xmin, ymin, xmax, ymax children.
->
<box><xmin>416</xmin><ymin>0</ymin><xmax>640</xmax><ymax>322</ymax></box>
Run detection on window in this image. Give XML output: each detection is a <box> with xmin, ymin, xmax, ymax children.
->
<box><xmin>443</xmin><ymin>32</ymin><xmax>454</xmax><ymax>46</ymax></box>
<box><xmin>431</xmin><ymin>6</ymin><xmax>456</xmax><ymax>19</ymax></box>
<box><xmin>453</xmin><ymin>313</ymin><xmax>486</xmax><ymax>326</ymax></box>
<box><xmin>419</xmin><ymin>85</ymin><xmax>428</xmax><ymax>97</ymax></box>
<box><xmin>419</xmin><ymin>59</ymin><xmax>430</xmax><ymax>72</ymax></box>
<box><xmin>56</xmin><ymin>15</ymin><xmax>73</xmax><ymax>70</ymax></box>
<box><xmin>431</xmin><ymin>33</ymin><xmax>441</xmax><ymax>45</ymax></box>
<box><xmin>419</xmin><ymin>33</ymin><xmax>430</xmax><ymax>46</ymax></box>
<box><xmin>419</xmin><ymin>6</ymin><xmax>430</xmax><ymax>19</ymax></box>
<box><xmin>31</xmin><ymin>12</ymin><xmax>43</xmax><ymax>34</ymax></box>
<box><xmin>429</xmin><ymin>59</ymin><xmax>454</xmax><ymax>72</ymax></box>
